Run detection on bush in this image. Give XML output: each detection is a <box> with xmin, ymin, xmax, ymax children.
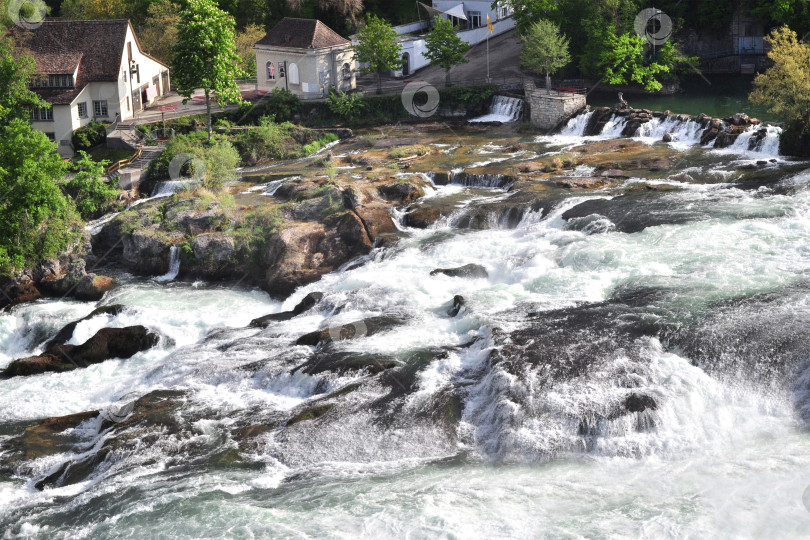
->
<box><xmin>71</xmin><ymin>121</ymin><xmax>107</xmax><ymax>152</ymax></box>
<box><xmin>234</xmin><ymin>205</ymin><xmax>283</xmax><ymax>261</ymax></box>
<box><xmin>146</xmin><ymin>132</ymin><xmax>240</xmax><ymax>192</ymax></box>
<box><xmin>232</xmin><ymin>116</ymin><xmax>293</xmax><ymax>164</ymax></box>
<box><xmin>326</xmin><ymin>89</ymin><xmax>366</xmax><ymax>121</ymax></box>
<box><xmin>65</xmin><ymin>151</ymin><xmax>119</xmax><ymax>219</ymax></box>
<box><xmin>230</xmin><ymin>88</ymin><xmax>301</xmax><ymax>125</ymax></box>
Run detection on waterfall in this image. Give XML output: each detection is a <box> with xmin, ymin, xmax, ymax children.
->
<box><xmin>729</xmin><ymin>124</ymin><xmax>782</xmax><ymax>156</ymax></box>
<box><xmin>469</xmin><ymin>96</ymin><xmax>525</xmax><ymax>123</ymax></box>
<box><xmin>635</xmin><ymin>116</ymin><xmax>705</xmax><ymax>145</ymax></box>
<box><xmin>448</xmin><ymin>171</ymin><xmax>516</xmax><ymax>188</ymax></box>
<box><xmin>155</xmin><ymin>246</ymin><xmax>181</xmax><ymax>282</ymax></box>
<box><xmin>153</xmin><ymin>180</ymin><xmax>196</xmax><ymax>198</ymax></box>
<box><xmin>599</xmin><ymin>115</ymin><xmax>630</xmax><ymax>138</ymax></box>
<box><xmin>559</xmin><ymin>110</ymin><xmax>594</xmax><ymax>136</ymax></box>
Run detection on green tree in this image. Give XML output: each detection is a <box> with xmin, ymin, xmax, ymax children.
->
<box><xmin>0</xmin><ymin>35</ymin><xmax>49</xmax><ymax>124</ymax></box>
<box><xmin>234</xmin><ymin>23</ymin><xmax>266</xmax><ymax>78</ymax></box>
<box><xmin>520</xmin><ymin>19</ymin><xmax>570</xmax><ymax>93</ymax></box>
<box><xmin>0</xmin><ymin>119</ymin><xmax>78</xmax><ymax>274</ymax></box>
<box><xmin>750</xmin><ymin>26</ymin><xmax>810</xmax><ymax>155</ymax></box>
<box><xmin>172</xmin><ymin>0</ymin><xmax>246</xmax><ymax>140</ymax></box>
<box><xmin>424</xmin><ymin>16</ymin><xmax>470</xmax><ymax>86</ymax></box>
<box><xmin>66</xmin><ymin>151</ymin><xmax>118</xmax><ymax>219</ymax></box>
<box><xmin>137</xmin><ymin>0</ymin><xmax>180</xmax><ymax>64</ymax></box>
<box><xmin>352</xmin><ymin>14</ymin><xmax>401</xmax><ymax>94</ymax></box>
<box><xmin>599</xmin><ymin>32</ymin><xmax>670</xmax><ymax>92</ymax></box>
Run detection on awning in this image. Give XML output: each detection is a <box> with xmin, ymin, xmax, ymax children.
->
<box><xmin>444</xmin><ymin>3</ymin><xmax>468</xmax><ymax>21</ymax></box>
<box><xmin>417</xmin><ymin>1</ymin><xmax>443</xmax><ymax>18</ymax></box>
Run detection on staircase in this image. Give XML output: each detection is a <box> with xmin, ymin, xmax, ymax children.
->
<box><xmin>113</xmin><ymin>144</ymin><xmax>165</xmax><ymax>190</ymax></box>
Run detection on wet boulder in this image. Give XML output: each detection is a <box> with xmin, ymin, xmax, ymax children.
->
<box><xmin>261</xmin><ymin>214</ymin><xmax>372</xmax><ymax>298</ymax></box>
<box><xmin>0</xmin><ymin>280</ymin><xmax>41</xmax><ymax>310</ymax></box>
<box><xmin>404</xmin><ymin>205</ymin><xmax>442</xmax><ymax>229</ymax></box>
<box><xmin>190</xmin><ymin>233</ymin><xmax>237</xmax><ymax>279</ymax></box>
<box><xmin>295</xmin><ymin>315</ymin><xmax>405</xmax><ymax>346</ymax></box>
<box><xmin>430</xmin><ymin>264</ymin><xmax>488</xmax><ymax>279</ymax></box>
<box><xmin>74</xmin><ymin>274</ymin><xmax>116</xmax><ymax>301</ymax></box>
<box><xmin>250</xmin><ymin>292</ymin><xmax>324</xmax><ymax>327</ymax></box>
<box><xmin>447</xmin><ymin>295</ymin><xmax>466</xmax><ymax>317</ymax></box>
<box><xmin>3</xmin><ymin>326</ymin><xmax>160</xmax><ymax>377</ymax></box>
<box><xmin>45</xmin><ymin>304</ymin><xmax>127</xmax><ymax>348</ymax></box>
<box><xmin>378</xmin><ymin>182</ymin><xmax>424</xmax><ymax>204</ymax></box>
<box><xmin>122</xmin><ymin>230</ymin><xmax>172</xmax><ymax>276</ymax></box>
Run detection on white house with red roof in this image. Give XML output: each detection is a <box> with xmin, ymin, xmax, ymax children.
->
<box><xmin>254</xmin><ymin>18</ymin><xmax>356</xmax><ymax>99</ymax></box>
<box><xmin>13</xmin><ymin>19</ymin><xmax>170</xmax><ymax>157</ymax></box>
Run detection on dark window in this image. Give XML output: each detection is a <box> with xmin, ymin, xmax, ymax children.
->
<box><xmin>468</xmin><ymin>11</ymin><xmax>482</xmax><ymax>28</ymax></box>
<box><xmin>45</xmin><ymin>132</ymin><xmax>55</xmax><ymax>141</ymax></box>
<box><xmin>51</xmin><ymin>74</ymin><xmax>73</xmax><ymax>87</ymax></box>
<box><xmin>77</xmin><ymin>102</ymin><xmax>87</xmax><ymax>118</ymax></box>
<box><xmin>29</xmin><ymin>108</ymin><xmax>53</xmax><ymax>121</ymax></box>
<box><xmin>93</xmin><ymin>100</ymin><xmax>108</xmax><ymax>117</ymax></box>
<box><xmin>266</xmin><ymin>61</ymin><xmax>276</xmax><ymax>80</ymax></box>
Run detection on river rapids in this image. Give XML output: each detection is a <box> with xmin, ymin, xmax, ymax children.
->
<box><xmin>2</xmin><ymin>122</ymin><xmax>810</xmax><ymax>538</ymax></box>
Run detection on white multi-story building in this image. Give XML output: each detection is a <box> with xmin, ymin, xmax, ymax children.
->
<box><xmin>14</xmin><ymin>19</ymin><xmax>170</xmax><ymax>157</ymax></box>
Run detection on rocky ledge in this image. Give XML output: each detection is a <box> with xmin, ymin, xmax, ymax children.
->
<box><xmin>583</xmin><ymin>106</ymin><xmax>773</xmax><ymax>150</ymax></box>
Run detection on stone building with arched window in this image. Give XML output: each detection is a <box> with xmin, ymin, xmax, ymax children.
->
<box><xmin>254</xmin><ymin>18</ymin><xmax>356</xmax><ymax>99</ymax></box>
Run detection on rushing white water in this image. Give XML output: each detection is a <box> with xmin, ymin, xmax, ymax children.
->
<box><xmin>559</xmin><ymin>110</ymin><xmax>594</xmax><ymax>136</ymax></box>
<box><xmin>154</xmin><ymin>246</ymin><xmax>181</xmax><ymax>283</ymax></box>
<box><xmin>3</xmin><ymin>138</ymin><xmax>810</xmax><ymax>537</ymax></box>
<box><xmin>729</xmin><ymin>124</ymin><xmax>783</xmax><ymax>156</ymax></box>
<box><xmin>547</xmin><ymin>110</ymin><xmax>786</xmax><ymax>158</ymax></box>
<box><xmin>469</xmin><ymin>96</ymin><xmax>525</xmax><ymax>123</ymax></box>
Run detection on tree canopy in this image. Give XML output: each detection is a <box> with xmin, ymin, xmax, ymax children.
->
<box><xmin>424</xmin><ymin>16</ymin><xmax>470</xmax><ymax>86</ymax></box>
<box><xmin>520</xmin><ymin>19</ymin><xmax>570</xmax><ymax>92</ymax></box>
<box><xmin>352</xmin><ymin>14</ymin><xmax>401</xmax><ymax>93</ymax></box>
<box><xmin>750</xmin><ymin>25</ymin><xmax>810</xmax><ymax>155</ymax></box>
<box><xmin>172</xmin><ymin>0</ymin><xmax>245</xmax><ymax>139</ymax></box>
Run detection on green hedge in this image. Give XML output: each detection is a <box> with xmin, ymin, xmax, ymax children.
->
<box><xmin>71</xmin><ymin>121</ymin><xmax>107</xmax><ymax>152</ymax></box>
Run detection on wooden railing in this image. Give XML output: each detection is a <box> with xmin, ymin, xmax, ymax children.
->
<box><xmin>105</xmin><ymin>144</ymin><xmax>143</xmax><ymax>175</ymax></box>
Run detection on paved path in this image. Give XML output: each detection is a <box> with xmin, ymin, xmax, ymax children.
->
<box><xmin>355</xmin><ymin>29</ymin><xmax>525</xmax><ymax>94</ymax></box>
<box><xmin>128</xmin><ymin>84</ymin><xmax>258</xmax><ymax>126</ymax></box>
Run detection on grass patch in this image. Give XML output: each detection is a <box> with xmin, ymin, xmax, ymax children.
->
<box><xmin>388</xmin><ymin>145</ymin><xmax>431</xmax><ymax>159</ymax></box>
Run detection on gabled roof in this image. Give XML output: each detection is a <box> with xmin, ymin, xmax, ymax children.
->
<box><xmin>11</xmin><ymin>19</ymin><xmax>166</xmax><ymax>105</ymax></box>
<box><xmin>255</xmin><ymin>18</ymin><xmax>350</xmax><ymax>50</ymax></box>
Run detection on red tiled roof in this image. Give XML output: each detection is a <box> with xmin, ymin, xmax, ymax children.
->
<box><xmin>255</xmin><ymin>18</ymin><xmax>350</xmax><ymax>49</ymax></box>
<box><xmin>11</xmin><ymin>19</ymin><xmax>131</xmax><ymax>105</ymax></box>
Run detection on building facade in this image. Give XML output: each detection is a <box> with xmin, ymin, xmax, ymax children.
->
<box><xmin>15</xmin><ymin>19</ymin><xmax>169</xmax><ymax>157</ymax></box>
<box><xmin>255</xmin><ymin>18</ymin><xmax>356</xmax><ymax>99</ymax></box>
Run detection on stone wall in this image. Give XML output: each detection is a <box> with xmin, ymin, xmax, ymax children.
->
<box><xmin>527</xmin><ymin>90</ymin><xmax>586</xmax><ymax>130</ymax></box>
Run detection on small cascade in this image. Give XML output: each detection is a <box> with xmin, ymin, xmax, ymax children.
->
<box><xmin>635</xmin><ymin>116</ymin><xmax>705</xmax><ymax>145</ymax></box>
<box><xmin>729</xmin><ymin>124</ymin><xmax>782</xmax><ymax>156</ymax></box>
<box><xmin>155</xmin><ymin>246</ymin><xmax>181</xmax><ymax>283</ymax></box>
<box><xmin>448</xmin><ymin>171</ymin><xmax>516</xmax><ymax>188</ymax></box>
<box><xmin>469</xmin><ymin>96</ymin><xmax>525</xmax><ymax>123</ymax></box>
<box><xmin>153</xmin><ymin>180</ymin><xmax>197</xmax><ymax>198</ymax></box>
<box><xmin>559</xmin><ymin>110</ymin><xmax>594</xmax><ymax>137</ymax></box>
<box><xmin>599</xmin><ymin>115</ymin><xmax>629</xmax><ymax>138</ymax></box>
